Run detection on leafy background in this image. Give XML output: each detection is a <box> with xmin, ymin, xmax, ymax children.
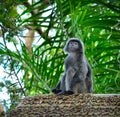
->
<box><xmin>0</xmin><ymin>0</ymin><xmax>120</xmax><ymax>112</ymax></box>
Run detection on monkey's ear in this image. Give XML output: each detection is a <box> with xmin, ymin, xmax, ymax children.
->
<box><xmin>64</xmin><ymin>39</ymin><xmax>71</xmax><ymax>52</ymax></box>
<box><xmin>64</xmin><ymin>44</ymin><xmax>68</xmax><ymax>52</ymax></box>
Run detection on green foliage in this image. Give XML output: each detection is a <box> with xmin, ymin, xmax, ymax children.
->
<box><xmin>0</xmin><ymin>0</ymin><xmax>120</xmax><ymax>112</ymax></box>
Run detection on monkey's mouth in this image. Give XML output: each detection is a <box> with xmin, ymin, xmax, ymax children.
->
<box><xmin>70</xmin><ymin>47</ymin><xmax>78</xmax><ymax>51</ymax></box>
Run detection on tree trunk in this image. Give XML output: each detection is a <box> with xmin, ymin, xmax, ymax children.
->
<box><xmin>6</xmin><ymin>94</ymin><xmax>120</xmax><ymax>117</ymax></box>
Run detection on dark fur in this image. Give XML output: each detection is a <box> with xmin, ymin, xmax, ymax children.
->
<box><xmin>52</xmin><ymin>38</ymin><xmax>93</xmax><ymax>95</ymax></box>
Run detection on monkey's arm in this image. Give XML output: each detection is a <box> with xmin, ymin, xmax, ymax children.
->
<box><xmin>58</xmin><ymin>67</ymin><xmax>76</xmax><ymax>95</ymax></box>
<box><xmin>86</xmin><ymin>63</ymin><xmax>93</xmax><ymax>93</ymax></box>
<box><xmin>52</xmin><ymin>74</ymin><xmax>66</xmax><ymax>94</ymax></box>
<box><xmin>52</xmin><ymin>82</ymin><xmax>62</xmax><ymax>94</ymax></box>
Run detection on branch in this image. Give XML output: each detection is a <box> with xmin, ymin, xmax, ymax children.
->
<box><xmin>23</xmin><ymin>1</ymin><xmax>49</xmax><ymax>39</ymax></box>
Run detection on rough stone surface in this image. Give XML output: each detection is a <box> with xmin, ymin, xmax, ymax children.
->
<box><xmin>6</xmin><ymin>94</ymin><xmax>120</xmax><ymax>117</ymax></box>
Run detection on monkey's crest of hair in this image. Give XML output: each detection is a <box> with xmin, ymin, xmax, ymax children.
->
<box><xmin>64</xmin><ymin>38</ymin><xmax>84</xmax><ymax>53</ymax></box>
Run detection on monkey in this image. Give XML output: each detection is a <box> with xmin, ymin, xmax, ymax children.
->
<box><xmin>52</xmin><ymin>38</ymin><xmax>93</xmax><ymax>95</ymax></box>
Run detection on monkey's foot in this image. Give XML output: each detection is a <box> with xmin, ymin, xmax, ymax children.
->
<box><xmin>58</xmin><ymin>91</ymin><xmax>74</xmax><ymax>95</ymax></box>
<box><xmin>52</xmin><ymin>89</ymin><xmax>62</xmax><ymax>94</ymax></box>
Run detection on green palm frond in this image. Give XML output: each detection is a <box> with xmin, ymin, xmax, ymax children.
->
<box><xmin>0</xmin><ymin>0</ymin><xmax>120</xmax><ymax>111</ymax></box>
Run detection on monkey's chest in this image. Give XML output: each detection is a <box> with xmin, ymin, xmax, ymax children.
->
<box><xmin>65</xmin><ymin>58</ymin><xmax>77</xmax><ymax>66</ymax></box>
<box><xmin>66</xmin><ymin>59</ymin><xmax>80</xmax><ymax>69</ymax></box>
<box><xmin>66</xmin><ymin>56</ymin><xmax>81</xmax><ymax>65</ymax></box>
<box><xmin>65</xmin><ymin>57</ymin><xmax>87</xmax><ymax>73</ymax></box>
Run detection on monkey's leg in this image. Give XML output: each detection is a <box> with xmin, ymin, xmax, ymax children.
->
<box><xmin>58</xmin><ymin>90</ymin><xmax>74</xmax><ymax>95</ymax></box>
<box><xmin>71</xmin><ymin>72</ymin><xmax>88</xmax><ymax>93</ymax></box>
<box><xmin>78</xmin><ymin>80</ymin><xmax>87</xmax><ymax>93</ymax></box>
<box><xmin>52</xmin><ymin>75</ymin><xmax>66</xmax><ymax>94</ymax></box>
<box><xmin>52</xmin><ymin>82</ymin><xmax>62</xmax><ymax>94</ymax></box>
<box><xmin>85</xmin><ymin>76</ymin><xmax>93</xmax><ymax>93</ymax></box>
<box><xmin>71</xmin><ymin>73</ymin><xmax>81</xmax><ymax>94</ymax></box>
<box><xmin>58</xmin><ymin>68</ymin><xmax>75</xmax><ymax>95</ymax></box>
<box><xmin>85</xmin><ymin>64</ymin><xmax>93</xmax><ymax>93</ymax></box>
<box><xmin>66</xmin><ymin>67</ymin><xmax>75</xmax><ymax>91</ymax></box>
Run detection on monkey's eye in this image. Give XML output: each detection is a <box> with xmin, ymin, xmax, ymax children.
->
<box><xmin>69</xmin><ymin>42</ymin><xmax>73</xmax><ymax>45</ymax></box>
<box><xmin>69</xmin><ymin>41</ymin><xmax>78</xmax><ymax>45</ymax></box>
<box><xmin>74</xmin><ymin>42</ymin><xmax>78</xmax><ymax>45</ymax></box>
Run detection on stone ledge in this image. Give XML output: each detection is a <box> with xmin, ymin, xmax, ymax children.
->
<box><xmin>6</xmin><ymin>94</ymin><xmax>120</xmax><ymax>117</ymax></box>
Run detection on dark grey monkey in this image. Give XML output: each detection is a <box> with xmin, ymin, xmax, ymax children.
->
<box><xmin>52</xmin><ymin>38</ymin><xmax>93</xmax><ymax>95</ymax></box>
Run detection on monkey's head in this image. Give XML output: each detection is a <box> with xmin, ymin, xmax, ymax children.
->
<box><xmin>64</xmin><ymin>38</ymin><xmax>84</xmax><ymax>53</ymax></box>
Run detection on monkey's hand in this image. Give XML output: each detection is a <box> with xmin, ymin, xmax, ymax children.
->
<box><xmin>52</xmin><ymin>89</ymin><xmax>62</xmax><ymax>94</ymax></box>
<box><xmin>58</xmin><ymin>91</ymin><xmax>74</xmax><ymax>95</ymax></box>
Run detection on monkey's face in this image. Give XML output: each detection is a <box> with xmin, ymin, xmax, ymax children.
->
<box><xmin>64</xmin><ymin>38</ymin><xmax>84</xmax><ymax>53</ymax></box>
<box><xmin>68</xmin><ymin>41</ymin><xmax>80</xmax><ymax>52</ymax></box>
